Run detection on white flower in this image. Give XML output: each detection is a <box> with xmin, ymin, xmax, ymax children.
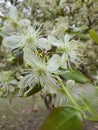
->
<box><xmin>51</xmin><ymin>34</ymin><xmax>82</xmax><ymax>65</ymax></box>
<box><xmin>0</xmin><ymin>71</ymin><xmax>17</xmax><ymax>97</ymax></box>
<box><xmin>3</xmin><ymin>26</ymin><xmax>51</xmax><ymax>51</ymax></box>
<box><xmin>24</xmin><ymin>48</ymin><xmax>67</xmax><ymax>72</ymax></box>
<box><xmin>54</xmin><ymin>80</ymin><xmax>83</xmax><ymax>106</ymax></box>
<box><xmin>0</xmin><ymin>6</ymin><xmax>31</xmax><ymax>37</ymax></box>
<box><xmin>66</xmin><ymin>80</ymin><xmax>83</xmax><ymax>100</ymax></box>
<box><xmin>0</xmin><ymin>6</ymin><xmax>18</xmax><ymax>36</ymax></box>
<box><xmin>18</xmin><ymin>48</ymin><xmax>60</xmax><ymax>92</ymax></box>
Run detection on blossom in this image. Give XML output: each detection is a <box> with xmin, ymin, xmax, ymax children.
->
<box><xmin>0</xmin><ymin>5</ymin><xmax>31</xmax><ymax>37</ymax></box>
<box><xmin>2</xmin><ymin>26</ymin><xmax>51</xmax><ymax>51</ymax></box>
<box><xmin>54</xmin><ymin>80</ymin><xmax>84</xmax><ymax>106</ymax></box>
<box><xmin>0</xmin><ymin>71</ymin><xmax>17</xmax><ymax>97</ymax></box>
<box><xmin>65</xmin><ymin>80</ymin><xmax>83</xmax><ymax>100</ymax></box>
<box><xmin>51</xmin><ymin>34</ymin><xmax>82</xmax><ymax>65</ymax></box>
<box><xmin>18</xmin><ymin>48</ymin><xmax>60</xmax><ymax>93</ymax></box>
<box><xmin>2</xmin><ymin>6</ymin><xmax>51</xmax><ymax>51</ymax></box>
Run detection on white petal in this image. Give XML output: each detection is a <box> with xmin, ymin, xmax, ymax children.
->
<box><xmin>36</xmin><ymin>38</ymin><xmax>51</xmax><ymax>50</ymax></box>
<box><xmin>48</xmin><ymin>35</ymin><xmax>62</xmax><ymax>47</ymax></box>
<box><xmin>24</xmin><ymin>48</ymin><xmax>39</xmax><ymax>67</ymax></box>
<box><xmin>3</xmin><ymin>35</ymin><xmax>22</xmax><ymax>50</ymax></box>
<box><xmin>60</xmin><ymin>55</ymin><xmax>67</xmax><ymax>69</ymax></box>
<box><xmin>64</xmin><ymin>34</ymin><xmax>71</xmax><ymax>45</ymax></box>
<box><xmin>0</xmin><ymin>21</ymin><xmax>17</xmax><ymax>37</ymax></box>
<box><xmin>9</xmin><ymin>6</ymin><xmax>17</xmax><ymax>20</ymax></box>
<box><xmin>18</xmin><ymin>19</ymin><xmax>31</xmax><ymax>27</ymax></box>
<box><xmin>62</xmin><ymin>53</ymin><xmax>68</xmax><ymax>60</ymax></box>
<box><xmin>47</xmin><ymin>54</ymin><xmax>60</xmax><ymax>72</ymax></box>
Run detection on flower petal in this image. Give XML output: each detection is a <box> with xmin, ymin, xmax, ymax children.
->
<box><xmin>60</xmin><ymin>55</ymin><xmax>67</xmax><ymax>69</ymax></box>
<box><xmin>47</xmin><ymin>54</ymin><xmax>60</xmax><ymax>72</ymax></box>
<box><xmin>36</xmin><ymin>38</ymin><xmax>51</xmax><ymax>50</ymax></box>
<box><xmin>48</xmin><ymin>35</ymin><xmax>62</xmax><ymax>47</ymax></box>
<box><xmin>18</xmin><ymin>19</ymin><xmax>31</xmax><ymax>27</ymax></box>
<box><xmin>3</xmin><ymin>35</ymin><xmax>22</xmax><ymax>50</ymax></box>
<box><xmin>9</xmin><ymin>6</ymin><xmax>17</xmax><ymax>20</ymax></box>
<box><xmin>24</xmin><ymin>48</ymin><xmax>40</xmax><ymax>67</ymax></box>
<box><xmin>64</xmin><ymin>34</ymin><xmax>71</xmax><ymax>45</ymax></box>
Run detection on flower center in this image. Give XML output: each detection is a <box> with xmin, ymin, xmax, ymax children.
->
<box><xmin>26</xmin><ymin>36</ymin><xmax>36</xmax><ymax>45</ymax></box>
<box><xmin>64</xmin><ymin>45</ymin><xmax>71</xmax><ymax>53</ymax></box>
<box><xmin>37</xmin><ymin>68</ymin><xmax>46</xmax><ymax>76</ymax></box>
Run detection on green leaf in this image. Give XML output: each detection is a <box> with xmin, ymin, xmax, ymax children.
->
<box><xmin>89</xmin><ymin>29</ymin><xmax>98</xmax><ymax>44</ymax></box>
<box><xmin>77</xmin><ymin>33</ymin><xmax>89</xmax><ymax>41</ymax></box>
<box><xmin>60</xmin><ymin>69</ymin><xmax>89</xmax><ymax>83</ymax></box>
<box><xmin>23</xmin><ymin>84</ymin><xmax>42</xmax><ymax>97</ymax></box>
<box><xmin>40</xmin><ymin>107</ymin><xmax>83</xmax><ymax>130</ymax></box>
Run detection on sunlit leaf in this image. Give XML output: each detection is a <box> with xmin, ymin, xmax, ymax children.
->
<box><xmin>40</xmin><ymin>106</ymin><xmax>83</xmax><ymax>130</ymax></box>
<box><xmin>60</xmin><ymin>69</ymin><xmax>89</xmax><ymax>83</ymax></box>
<box><xmin>77</xmin><ymin>33</ymin><xmax>89</xmax><ymax>41</ymax></box>
<box><xmin>89</xmin><ymin>29</ymin><xmax>98</xmax><ymax>44</ymax></box>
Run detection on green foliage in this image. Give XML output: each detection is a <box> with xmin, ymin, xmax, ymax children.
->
<box><xmin>89</xmin><ymin>29</ymin><xmax>98</xmax><ymax>44</ymax></box>
<box><xmin>40</xmin><ymin>106</ymin><xmax>83</xmax><ymax>130</ymax></box>
<box><xmin>60</xmin><ymin>69</ymin><xmax>89</xmax><ymax>83</ymax></box>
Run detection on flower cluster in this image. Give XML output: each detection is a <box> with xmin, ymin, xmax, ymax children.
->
<box><xmin>0</xmin><ymin>5</ymin><xmax>84</xmax><ymax>106</ymax></box>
